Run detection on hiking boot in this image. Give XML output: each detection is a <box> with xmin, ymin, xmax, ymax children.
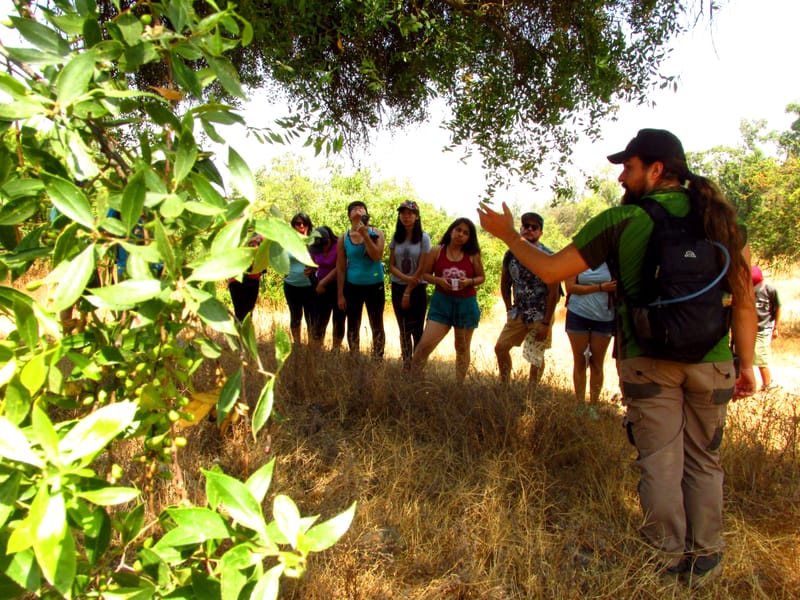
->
<box><xmin>658</xmin><ymin>558</ymin><xmax>689</xmax><ymax>585</ymax></box>
<box><xmin>680</xmin><ymin>553</ymin><xmax>723</xmax><ymax>589</ymax></box>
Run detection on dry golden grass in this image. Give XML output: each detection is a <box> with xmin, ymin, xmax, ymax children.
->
<box><xmin>156</xmin><ymin>293</ymin><xmax>800</xmax><ymax>599</ymax></box>
<box><xmin>7</xmin><ymin>264</ymin><xmax>799</xmax><ymax>598</ymax></box>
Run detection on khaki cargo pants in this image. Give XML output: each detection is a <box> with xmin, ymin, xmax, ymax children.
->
<box><xmin>620</xmin><ymin>357</ymin><xmax>736</xmax><ymax>563</ymax></box>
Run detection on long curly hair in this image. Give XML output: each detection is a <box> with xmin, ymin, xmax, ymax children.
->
<box><xmin>651</xmin><ymin>157</ymin><xmax>750</xmax><ymax>299</ymax></box>
<box><xmin>440</xmin><ymin>217</ymin><xmax>480</xmax><ymax>256</ymax></box>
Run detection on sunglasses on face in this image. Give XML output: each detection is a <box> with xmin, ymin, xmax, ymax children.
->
<box><xmin>292</xmin><ymin>221</ymin><xmax>306</xmax><ymax>227</ymax></box>
<box><xmin>521</xmin><ymin>222</ymin><xmax>540</xmax><ymax>231</ymax></box>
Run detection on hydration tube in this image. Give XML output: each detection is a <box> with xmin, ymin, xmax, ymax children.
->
<box><xmin>649</xmin><ymin>241</ymin><xmax>731</xmax><ymax>307</ymax></box>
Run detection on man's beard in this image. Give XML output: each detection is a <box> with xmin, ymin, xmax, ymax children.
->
<box><xmin>522</xmin><ymin>233</ymin><xmax>540</xmax><ymax>244</ymax></box>
<box><xmin>621</xmin><ymin>186</ymin><xmax>644</xmax><ymax>205</ymax></box>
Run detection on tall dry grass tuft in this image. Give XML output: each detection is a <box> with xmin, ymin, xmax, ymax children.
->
<box><xmin>720</xmin><ymin>390</ymin><xmax>800</xmax><ymax>598</ymax></box>
<box><xmin>152</xmin><ymin>318</ymin><xmax>798</xmax><ymax>599</ymax></box>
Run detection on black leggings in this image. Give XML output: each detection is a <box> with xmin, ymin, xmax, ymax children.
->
<box><xmin>229</xmin><ymin>277</ymin><xmax>260</xmax><ymax>322</ymax></box>
<box><xmin>312</xmin><ymin>284</ymin><xmax>346</xmax><ymax>343</ymax></box>
<box><xmin>391</xmin><ymin>282</ymin><xmax>428</xmax><ymax>366</ymax></box>
<box><xmin>344</xmin><ymin>281</ymin><xmax>385</xmax><ymax>357</ymax></box>
<box><xmin>283</xmin><ymin>282</ymin><xmax>315</xmax><ymax>332</ymax></box>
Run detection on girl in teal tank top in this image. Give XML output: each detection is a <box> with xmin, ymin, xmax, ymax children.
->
<box><xmin>336</xmin><ymin>201</ymin><xmax>386</xmax><ymax>357</ymax></box>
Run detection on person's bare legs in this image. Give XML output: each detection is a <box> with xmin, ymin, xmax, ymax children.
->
<box><xmin>567</xmin><ymin>331</ymin><xmax>590</xmax><ymax>403</ymax></box>
<box><xmin>495</xmin><ymin>324</ymin><xmax>527</xmax><ymax>384</ymax></box>
<box><xmin>453</xmin><ymin>327</ymin><xmax>475</xmax><ymax>383</ymax></box>
<box><xmin>588</xmin><ymin>334</ymin><xmax>613</xmax><ymax>404</ymax></box>
<box><xmin>495</xmin><ymin>343</ymin><xmax>513</xmax><ymax>384</ymax></box>
<box><xmin>759</xmin><ymin>365</ymin><xmax>772</xmax><ymax>389</ymax></box>
<box><xmin>526</xmin><ymin>360</ymin><xmax>547</xmax><ymax>402</ymax></box>
<box><xmin>410</xmin><ymin>321</ymin><xmax>451</xmax><ymax>378</ymax></box>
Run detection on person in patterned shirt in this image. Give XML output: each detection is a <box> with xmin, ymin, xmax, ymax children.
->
<box><xmin>494</xmin><ymin>212</ymin><xmax>561</xmax><ymax>396</ymax></box>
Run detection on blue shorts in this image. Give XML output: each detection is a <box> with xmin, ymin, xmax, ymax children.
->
<box><xmin>427</xmin><ymin>291</ymin><xmax>480</xmax><ymax>329</ymax></box>
<box><xmin>565</xmin><ymin>310</ymin><xmax>615</xmax><ymax>337</ymax></box>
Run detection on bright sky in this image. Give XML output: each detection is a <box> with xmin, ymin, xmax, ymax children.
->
<box><xmin>237</xmin><ymin>0</ymin><xmax>799</xmax><ymax>215</ymax></box>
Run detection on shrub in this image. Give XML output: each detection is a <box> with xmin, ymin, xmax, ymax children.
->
<box><xmin>0</xmin><ymin>2</ymin><xmax>352</xmax><ymax>597</ymax></box>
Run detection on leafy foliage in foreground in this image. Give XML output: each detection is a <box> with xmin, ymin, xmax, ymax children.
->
<box><xmin>0</xmin><ymin>2</ymin><xmax>352</xmax><ymax>597</ymax></box>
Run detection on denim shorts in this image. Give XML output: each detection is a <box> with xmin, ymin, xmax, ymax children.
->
<box><xmin>565</xmin><ymin>310</ymin><xmax>615</xmax><ymax>337</ymax></box>
<box><xmin>427</xmin><ymin>291</ymin><xmax>480</xmax><ymax>329</ymax></box>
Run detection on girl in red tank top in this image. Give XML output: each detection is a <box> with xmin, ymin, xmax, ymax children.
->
<box><xmin>410</xmin><ymin>218</ymin><xmax>485</xmax><ymax>382</ymax></box>
<box><xmin>432</xmin><ymin>248</ymin><xmax>478</xmax><ymax>298</ymax></box>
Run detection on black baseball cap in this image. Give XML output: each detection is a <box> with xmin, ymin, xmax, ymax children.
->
<box><xmin>607</xmin><ymin>128</ymin><xmax>686</xmax><ymax>165</ymax></box>
<box><xmin>520</xmin><ymin>212</ymin><xmax>543</xmax><ymax>228</ymax></box>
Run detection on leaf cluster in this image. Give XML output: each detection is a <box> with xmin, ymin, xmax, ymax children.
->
<box><xmin>0</xmin><ymin>1</ymin><xmax>354</xmax><ymax>597</ymax></box>
<box><xmin>100</xmin><ymin>0</ymin><xmax>696</xmax><ymax>194</ymax></box>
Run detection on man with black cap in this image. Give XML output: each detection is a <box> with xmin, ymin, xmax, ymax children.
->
<box><xmin>494</xmin><ymin>212</ymin><xmax>560</xmax><ymax>398</ymax></box>
<box><xmin>478</xmin><ymin>129</ymin><xmax>758</xmax><ymax>587</ymax></box>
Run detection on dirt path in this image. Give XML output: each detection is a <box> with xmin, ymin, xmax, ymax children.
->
<box><xmin>4</xmin><ymin>269</ymin><xmax>798</xmax><ymax>397</ymax></box>
<box><xmin>265</xmin><ymin>282</ymin><xmax>799</xmax><ymax>401</ymax></box>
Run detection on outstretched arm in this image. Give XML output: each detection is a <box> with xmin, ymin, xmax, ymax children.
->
<box><xmin>477</xmin><ymin>202</ymin><xmax>588</xmax><ymax>283</ymax></box>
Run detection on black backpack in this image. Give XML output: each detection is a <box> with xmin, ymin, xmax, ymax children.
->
<box><xmin>630</xmin><ymin>197</ymin><xmax>731</xmax><ymax>362</ymax></box>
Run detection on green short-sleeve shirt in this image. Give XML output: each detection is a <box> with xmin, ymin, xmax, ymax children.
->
<box><xmin>572</xmin><ymin>187</ymin><xmax>732</xmax><ymax>362</ymax></box>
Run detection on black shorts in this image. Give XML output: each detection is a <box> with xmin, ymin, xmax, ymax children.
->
<box><xmin>565</xmin><ymin>310</ymin><xmax>614</xmax><ymax>337</ymax></box>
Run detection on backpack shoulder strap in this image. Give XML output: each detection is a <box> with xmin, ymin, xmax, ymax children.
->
<box><xmin>636</xmin><ymin>196</ymin><xmax>668</xmax><ymax>222</ymax></box>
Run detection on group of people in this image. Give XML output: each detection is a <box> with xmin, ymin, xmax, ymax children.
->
<box><xmin>228</xmin><ymin>201</ymin><xmax>487</xmax><ymax>382</ymax></box>
<box><xmin>227</xmin><ymin>127</ymin><xmax>771</xmax><ymax>589</ymax></box>
<box><xmin>318</xmin><ymin>201</ymin><xmax>486</xmax><ymax>382</ymax></box>
<box><xmin>229</xmin><ymin>199</ymin><xmax>624</xmax><ymax>409</ymax></box>
<box><xmin>259</xmin><ymin>201</ymin><xmax>616</xmax><ymax>398</ymax></box>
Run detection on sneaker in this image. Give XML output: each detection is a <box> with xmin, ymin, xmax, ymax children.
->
<box><xmin>680</xmin><ymin>553</ymin><xmax>723</xmax><ymax>589</ymax></box>
<box><xmin>586</xmin><ymin>405</ymin><xmax>600</xmax><ymax>421</ymax></box>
